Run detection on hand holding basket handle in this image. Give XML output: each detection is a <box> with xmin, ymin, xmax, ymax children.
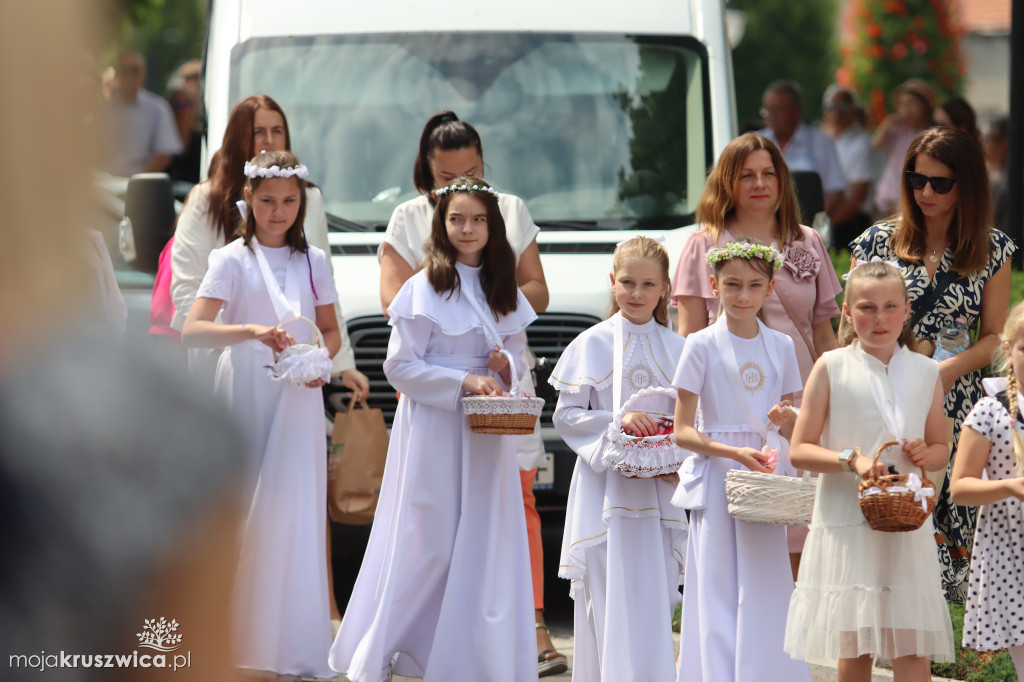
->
<box><xmin>858</xmin><ymin>440</ymin><xmax>937</xmax><ymax>532</ymax></box>
<box><xmin>463</xmin><ymin>348</ymin><xmax>518</xmax><ymax>396</ymax></box>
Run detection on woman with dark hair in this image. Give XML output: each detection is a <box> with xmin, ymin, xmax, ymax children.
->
<box><xmin>672</xmin><ymin>132</ymin><xmax>843</xmax><ymax>576</ymax></box>
<box><xmin>376</xmin><ymin>111</ymin><xmax>564</xmax><ymax>676</ymax></box>
<box><xmin>850</xmin><ymin>126</ymin><xmax>1016</xmax><ymax>603</ymax></box>
<box><xmin>935</xmin><ymin>97</ymin><xmax>980</xmax><ymax>141</ymax></box>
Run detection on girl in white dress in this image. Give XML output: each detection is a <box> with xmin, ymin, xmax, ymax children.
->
<box><xmin>550</xmin><ymin>236</ymin><xmax>688</xmax><ymax>682</ymax></box>
<box><xmin>672</xmin><ymin>240</ymin><xmax>808</xmax><ymax>682</ymax></box>
<box><xmin>330</xmin><ymin>177</ymin><xmax>538</xmax><ymax>682</ymax></box>
<box><xmin>182</xmin><ymin>151</ymin><xmax>341</xmax><ymax>678</ymax></box>
<box><xmin>950</xmin><ymin>301</ymin><xmax>1024</xmax><ymax>677</ymax></box>
<box><xmin>785</xmin><ymin>260</ymin><xmax>954</xmax><ymax>680</ymax></box>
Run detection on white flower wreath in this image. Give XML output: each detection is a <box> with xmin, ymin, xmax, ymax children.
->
<box><xmin>243</xmin><ymin>161</ymin><xmax>310</xmax><ymax>180</ymax></box>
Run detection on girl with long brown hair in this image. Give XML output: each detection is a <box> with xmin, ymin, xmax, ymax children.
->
<box><xmin>331</xmin><ymin>178</ymin><xmax>538</xmax><ymax>682</ymax></box>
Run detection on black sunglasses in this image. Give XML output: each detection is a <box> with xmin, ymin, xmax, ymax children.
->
<box><xmin>905</xmin><ymin>170</ymin><xmax>956</xmax><ymax>194</ymax></box>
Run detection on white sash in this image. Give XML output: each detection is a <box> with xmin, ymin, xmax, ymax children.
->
<box><xmin>674</xmin><ymin>318</ymin><xmax>791</xmax><ymax>511</ymax></box>
<box><xmin>612</xmin><ymin>313</ymin><xmax>626</xmax><ymax>417</ymax></box>
<box><xmin>857</xmin><ymin>341</ymin><xmax>907</xmax><ymax>442</ymax></box>
<box><xmin>459</xmin><ymin>277</ymin><xmax>504</xmax><ymax>350</ymax></box>
<box><xmin>251</xmin><ymin>238</ymin><xmax>304</xmax><ymax>330</ymax></box>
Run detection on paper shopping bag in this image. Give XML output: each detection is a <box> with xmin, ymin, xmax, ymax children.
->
<box><xmin>328</xmin><ymin>396</ymin><xmax>388</xmax><ymax>525</ymax></box>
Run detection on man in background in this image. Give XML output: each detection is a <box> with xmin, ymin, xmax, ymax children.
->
<box><xmin>820</xmin><ymin>83</ymin><xmax>879</xmax><ymax>248</ymax></box>
<box><xmin>759</xmin><ymin>79</ymin><xmax>847</xmax><ymax>224</ymax></box>
<box><xmin>102</xmin><ymin>50</ymin><xmax>181</xmax><ymax>177</ymax></box>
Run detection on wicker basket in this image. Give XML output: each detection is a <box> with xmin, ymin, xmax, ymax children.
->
<box><xmin>858</xmin><ymin>440</ymin><xmax>936</xmax><ymax>532</ymax></box>
<box><xmin>601</xmin><ymin>386</ymin><xmax>686</xmax><ymax>478</ymax></box>
<box><xmin>461</xmin><ymin>349</ymin><xmax>544</xmax><ymax>435</ymax></box>
<box><xmin>725</xmin><ymin>469</ymin><xmax>816</xmax><ymax>526</ymax></box>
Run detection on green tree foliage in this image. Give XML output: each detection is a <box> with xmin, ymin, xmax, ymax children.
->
<box><xmin>838</xmin><ymin>0</ymin><xmax>965</xmax><ymax>126</ymax></box>
<box><xmin>731</xmin><ymin>0</ymin><xmax>840</xmax><ymax>129</ymax></box>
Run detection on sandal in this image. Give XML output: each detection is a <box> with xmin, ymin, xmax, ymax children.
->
<box><xmin>536</xmin><ymin>624</ymin><xmax>568</xmax><ymax>677</ymax></box>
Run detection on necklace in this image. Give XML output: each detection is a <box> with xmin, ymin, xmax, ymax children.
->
<box><xmin>929</xmin><ymin>249</ymin><xmax>939</xmax><ymax>263</ymax></box>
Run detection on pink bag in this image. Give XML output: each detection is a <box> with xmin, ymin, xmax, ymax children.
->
<box><xmin>148</xmin><ymin>236</ymin><xmax>180</xmax><ymax>340</ymax></box>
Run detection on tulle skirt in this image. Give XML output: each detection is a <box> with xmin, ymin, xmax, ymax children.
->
<box><xmin>784</xmin><ymin>472</ymin><xmax>954</xmax><ymax>664</ymax></box>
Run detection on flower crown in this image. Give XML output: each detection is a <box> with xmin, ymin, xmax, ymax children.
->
<box><xmin>435</xmin><ymin>183</ymin><xmax>498</xmax><ymax>197</ymax></box>
<box><xmin>243</xmin><ymin>160</ymin><xmax>309</xmax><ymax>180</ymax></box>
<box><xmin>705</xmin><ymin>241</ymin><xmax>785</xmax><ymax>272</ymax></box>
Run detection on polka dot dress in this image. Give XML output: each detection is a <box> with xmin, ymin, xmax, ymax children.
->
<box><xmin>962</xmin><ymin>397</ymin><xmax>1024</xmax><ymax>651</ymax></box>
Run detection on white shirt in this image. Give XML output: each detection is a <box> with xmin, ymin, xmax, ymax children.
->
<box><xmin>379</xmin><ymin>193</ymin><xmax>540</xmax><ymax>267</ymax></box>
<box><xmin>102</xmin><ymin>89</ymin><xmax>182</xmax><ymax>177</ymax></box>
<box><xmin>830</xmin><ymin>122</ymin><xmax>880</xmax><ymax>214</ymax></box>
<box><xmin>760</xmin><ymin>123</ymin><xmax>848</xmax><ymax>196</ymax></box>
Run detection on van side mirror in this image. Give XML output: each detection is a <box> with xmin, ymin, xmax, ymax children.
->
<box><xmin>121</xmin><ymin>172</ymin><xmax>175</xmax><ymax>275</ymax></box>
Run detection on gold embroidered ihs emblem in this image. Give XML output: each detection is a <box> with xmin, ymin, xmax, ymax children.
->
<box><xmin>739</xmin><ymin>360</ymin><xmax>765</xmax><ymax>393</ymax></box>
<box><xmin>628</xmin><ymin>364</ymin><xmax>652</xmax><ymax>391</ymax></box>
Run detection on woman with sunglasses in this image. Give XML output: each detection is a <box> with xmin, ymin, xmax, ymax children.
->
<box><xmin>850</xmin><ymin>126</ymin><xmax>1015</xmax><ymax>604</ymax></box>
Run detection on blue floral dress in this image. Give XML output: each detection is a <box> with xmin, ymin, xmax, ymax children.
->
<box><xmin>851</xmin><ymin>222</ymin><xmax>1016</xmax><ymax>604</ymax></box>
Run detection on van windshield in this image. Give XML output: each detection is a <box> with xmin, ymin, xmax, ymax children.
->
<box><xmin>232</xmin><ymin>33</ymin><xmax>709</xmax><ymax>230</ymax></box>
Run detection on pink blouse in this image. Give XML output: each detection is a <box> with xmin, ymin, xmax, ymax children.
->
<box><xmin>671</xmin><ymin>224</ymin><xmax>842</xmax><ymax>387</ymax></box>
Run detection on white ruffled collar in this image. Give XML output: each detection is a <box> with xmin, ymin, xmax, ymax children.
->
<box><xmin>387</xmin><ymin>267</ymin><xmax>536</xmax><ymax>337</ymax></box>
<box><xmin>548</xmin><ymin>314</ymin><xmax>684</xmax><ymax>393</ymax></box>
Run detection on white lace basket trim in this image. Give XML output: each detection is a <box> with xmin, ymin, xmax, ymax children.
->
<box><xmin>462</xmin><ymin>395</ymin><xmax>544</xmax><ymax>416</ymax></box>
<box><xmin>601</xmin><ymin>386</ymin><xmax>685</xmax><ymax>478</ymax></box>
<box><xmin>266</xmin><ymin>345</ymin><xmax>331</xmax><ymax>386</ymax></box>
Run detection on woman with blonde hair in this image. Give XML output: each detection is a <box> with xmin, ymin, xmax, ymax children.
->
<box><xmin>851</xmin><ymin>126</ymin><xmax>1015</xmax><ymax>603</ymax></box>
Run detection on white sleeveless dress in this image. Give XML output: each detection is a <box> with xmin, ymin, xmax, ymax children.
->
<box><xmin>784</xmin><ymin>343</ymin><xmax>954</xmax><ymax>664</ymax></box>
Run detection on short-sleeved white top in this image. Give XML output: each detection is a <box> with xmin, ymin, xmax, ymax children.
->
<box><xmin>379</xmin><ymin>193</ymin><xmax>540</xmax><ymax>268</ymax></box>
<box><xmin>672</xmin><ymin>322</ymin><xmax>802</xmax><ymax>428</ymax></box>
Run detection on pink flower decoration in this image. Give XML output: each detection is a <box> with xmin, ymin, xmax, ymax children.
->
<box><xmin>782</xmin><ymin>244</ymin><xmax>820</xmax><ymax>282</ymax></box>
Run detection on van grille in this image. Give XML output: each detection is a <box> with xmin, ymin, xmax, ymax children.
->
<box><xmin>345</xmin><ymin>313</ymin><xmax>600</xmax><ymax>425</ymax></box>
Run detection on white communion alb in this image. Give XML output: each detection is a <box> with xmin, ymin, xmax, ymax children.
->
<box><xmin>550</xmin><ymin>313</ymin><xmax>687</xmax><ymax>682</ymax></box>
<box><xmin>330</xmin><ymin>262</ymin><xmax>538</xmax><ymax>682</ymax></box>
<box><xmin>196</xmin><ymin>237</ymin><xmax>337</xmax><ymax>678</ymax></box>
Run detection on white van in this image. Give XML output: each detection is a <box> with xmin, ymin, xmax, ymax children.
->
<box><xmin>202</xmin><ymin>0</ymin><xmax>738</xmax><ymax>504</ymax></box>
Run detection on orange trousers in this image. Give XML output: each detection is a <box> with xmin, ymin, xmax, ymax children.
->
<box><xmin>521</xmin><ymin>468</ymin><xmax>543</xmax><ymax>611</ymax></box>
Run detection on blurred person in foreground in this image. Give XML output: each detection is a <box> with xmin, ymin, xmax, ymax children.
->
<box><xmin>101</xmin><ymin>50</ymin><xmax>182</xmax><ymax>177</ymax></box>
<box><xmin>758</xmin><ymin>79</ymin><xmax>848</xmax><ymax>222</ymax></box>
<box><xmin>0</xmin><ymin>3</ymin><xmax>247</xmax><ymax>680</ymax></box>
<box><xmin>820</xmin><ymin>84</ymin><xmax>879</xmax><ymax>249</ymax></box>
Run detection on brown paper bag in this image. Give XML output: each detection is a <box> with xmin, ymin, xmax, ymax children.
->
<box><xmin>328</xmin><ymin>396</ymin><xmax>388</xmax><ymax>525</ymax></box>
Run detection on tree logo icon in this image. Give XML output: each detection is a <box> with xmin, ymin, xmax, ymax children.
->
<box><xmin>136</xmin><ymin>618</ymin><xmax>183</xmax><ymax>652</ymax></box>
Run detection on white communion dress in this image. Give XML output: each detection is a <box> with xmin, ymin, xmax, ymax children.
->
<box><xmin>672</xmin><ymin>317</ymin><xmax>809</xmax><ymax>682</ymax></box>
<box><xmin>550</xmin><ymin>313</ymin><xmax>687</xmax><ymax>682</ymax></box>
<box><xmin>196</xmin><ymin>237</ymin><xmax>337</xmax><ymax>678</ymax></box>
<box><xmin>330</xmin><ymin>262</ymin><xmax>538</xmax><ymax>682</ymax></box>
<box><xmin>784</xmin><ymin>342</ymin><xmax>954</xmax><ymax>664</ymax></box>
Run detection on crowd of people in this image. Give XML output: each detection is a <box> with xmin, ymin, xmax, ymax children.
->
<box><xmin>85</xmin><ymin>50</ymin><xmax>1021</xmax><ymax>682</ymax></box>
<box><xmin>755</xmin><ymin>78</ymin><xmax>1011</xmax><ymax>246</ymax></box>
